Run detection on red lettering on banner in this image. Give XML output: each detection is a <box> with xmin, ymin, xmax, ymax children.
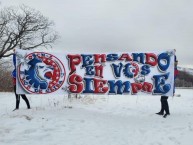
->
<box><xmin>67</xmin><ymin>54</ymin><xmax>81</xmax><ymax>75</ymax></box>
<box><xmin>94</xmin><ymin>78</ymin><xmax>108</xmax><ymax>93</ymax></box>
<box><xmin>94</xmin><ymin>54</ymin><xmax>106</xmax><ymax>63</ymax></box>
<box><xmin>131</xmin><ymin>82</ymin><xmax>153</xmax><ymax>94</ymax></box>
<box><xmin>118</xmin><ymin>53</ymin><xmax>133</xmax><ymax>61</ymax></box>
<box><xmin>145</xmin><ymin>53</ymin><xmax>157</xmax><ymax>66</ymax></box>
<box><xmin>131</xmin><ymin>83</ymin><xmax>142</xmax><ymax>94</ymax></box>
<box><xmin>68</xmin><ymin>74</ymin><xmax>83</xmax><ymax>93</ymax></box>
<box><xmin>94</xmin><ymin>65</ymin><xmax>104</xmax><ymax>78</ymax></box>
<box><xmin>142</xmin><ymin>82</ymin><xmax>153</xmax><ymax>92</ymax></box>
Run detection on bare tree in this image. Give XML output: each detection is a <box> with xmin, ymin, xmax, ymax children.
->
<box><xmin>0</xmin><ymin>5</ymin><xmax>58</xmax><ymax>59</ymax></box>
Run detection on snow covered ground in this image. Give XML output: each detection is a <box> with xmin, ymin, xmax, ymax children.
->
<box><xmin>0</xmin><ymin>89</ymin><xmax>193</xmax><ymax>145</ymax></box>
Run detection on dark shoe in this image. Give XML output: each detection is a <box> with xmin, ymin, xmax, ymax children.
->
<box><xmin>163</xmin><ymin>113</ymin><xmax>170</xmax><ymax>118</ymax></box>
<box><xmin>13</xmin><ymin>108</ymin><xmax>18</xmax><ymax>111</ymax></box>
<box><xmin>156</xmin><ymin>112</ymin><xmax>164</xmax><ymax>115</ymax></box>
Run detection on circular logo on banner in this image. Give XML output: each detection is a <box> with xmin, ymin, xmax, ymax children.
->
<box><xmin>18</xmin><ymin>52</ymin><xmax>65</xmax><ymax>94</ymax></box>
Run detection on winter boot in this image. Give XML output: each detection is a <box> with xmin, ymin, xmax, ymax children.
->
<box><xmin>156</xmin><ymin>111</ymin><xmax>164</xmax><ymax>115</ymax></box>
<box><xmin>163</xmin><ymin>113</ymin><xmax>170</xmax><ymax>118</ymax></box>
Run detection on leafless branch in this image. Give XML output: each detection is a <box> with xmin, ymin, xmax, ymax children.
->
<box><xmin>0</xmin><ymin>5</ymin><xmax>59</xmax><ymax>59</ymax></box>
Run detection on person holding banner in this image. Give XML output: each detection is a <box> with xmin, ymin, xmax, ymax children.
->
<box><xmin>156</xmin><ymin>53</ymin><xmax>179</xmax><ymax>118</ymax></box>
<box><xmin>12</xmin><ymin>49</ymin><xmax>30</xmax><ymax>111</ymax></box>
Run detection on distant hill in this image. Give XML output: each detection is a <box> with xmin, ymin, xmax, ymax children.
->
<box><xmin>176</xmin><ymin>66</ymin><xmax>193</xmax><ymax>87</ymax></box>
<box><xmin>178</xmin><ymin>66</ymin><xmax>193</xmax><ymax>76</ymax></box>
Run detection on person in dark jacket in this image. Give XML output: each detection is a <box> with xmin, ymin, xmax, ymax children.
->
<box><xmin>12</xmin><ymin>49</ymin><xmax>30</xmax><ymax>111</ymax></box>
<box><xmin>156</xmin><ymin>53</ymin><xmax>179</xmax><ymax>118</ymax></box>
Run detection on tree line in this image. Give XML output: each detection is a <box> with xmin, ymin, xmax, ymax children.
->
<box><xmin>175</xmin><ymin>70</ymin><xmax>193</xmax><ymax>87</ymax></box>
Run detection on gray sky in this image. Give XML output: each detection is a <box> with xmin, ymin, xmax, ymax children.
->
<box><xmin>1</xmin><ymin>0</ymin><xmax>193</xmax><ymax>67</ymax></box>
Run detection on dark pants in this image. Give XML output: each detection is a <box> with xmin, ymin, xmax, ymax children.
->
<box><xmin>160</xmin><ymin>96</ymin><xmax>170</xmax><ymax>114</ymax></box>
<box><xmin>14</xmin><ymin>86</ymin><xmax>30</xmax><ymax>109</ymax></box>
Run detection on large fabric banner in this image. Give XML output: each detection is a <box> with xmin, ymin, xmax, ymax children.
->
<box><xmin>16</xmin><ymin>49</ymin><xmax>175</xmax><ymax>96</ymax></box>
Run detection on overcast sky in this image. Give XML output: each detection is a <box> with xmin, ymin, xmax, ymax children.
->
<box><xmin>1</xmin><ymin>0</ymin><xmax>193</xmax><ymax>66</ymax></box>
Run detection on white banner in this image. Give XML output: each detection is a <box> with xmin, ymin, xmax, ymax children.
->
<box><xmin>16</xmin><ymin>49</ymin><xmax>175</xmax><ymax>96</ymax></box>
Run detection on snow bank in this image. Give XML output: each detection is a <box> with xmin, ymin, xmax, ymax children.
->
<box><xmin>0</xmin><ymin>89</ymin><xmax>193</xmax><ymax>145</ymax></box>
